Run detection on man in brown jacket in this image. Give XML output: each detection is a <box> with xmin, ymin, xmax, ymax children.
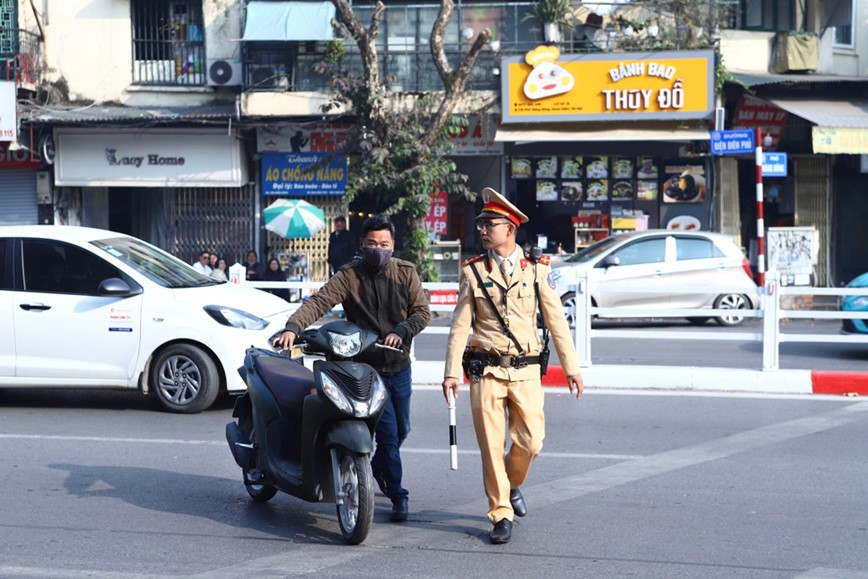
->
<box><xmin>274</xmin><ymin>214</ymin><xmax>430</xmax><ymax>522</ymax></box>
<box><xmin>442</xmin><ymin>188</ymin><xmax>583</xmax><ymax>544</ymax></box>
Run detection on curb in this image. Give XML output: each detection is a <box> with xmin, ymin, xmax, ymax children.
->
<box><xmin>410</xmin><ymin>361</ymin><xmax>868</xmax><ymax>396</ymax></box>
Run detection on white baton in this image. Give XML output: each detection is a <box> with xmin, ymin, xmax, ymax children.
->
<box><xmin>447</xmin><ymin>391</ymin><xmax>458</xmax><ymax>470</ymax></box>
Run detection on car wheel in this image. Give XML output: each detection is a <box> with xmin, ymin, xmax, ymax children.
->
<box><xmin>151</xmin><ymin>344</ymin><xmax>220</xmax><ymax>413</ymax></box>
<box><xmin>687</xmin><ymin>317</ymin><xmax>711</xmax><ymax>325</ymax></box>
<box><xmin>561</xmin><ymin>292</ymin><xmax>577</xmax><ymax>329</ymax></box>
<box><xmin>714</xmin><ymin>294</ymin><xmax>749</xmax><ymax>327</ymax></box>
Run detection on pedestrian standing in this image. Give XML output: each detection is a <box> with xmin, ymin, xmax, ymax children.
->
<box><xmin>274</xmin><ymin>214</ymin><xmax>430</xmax><ymax>522</ymax></box>
<box><xmin>192</xmin><ymin>250</ymin><xmax>212</xmax><ymax>275</ymax></box>
<box><xmin>441</xmin><ymin>187</ymin><xmax>584</xmax><ymax>544</ymax></box>
<box><xmin>245</xmin><ymin>250</ymin><xmax>263</xmax><ymax>281</ymax></box>
<box><xmin>327</xmin><ymin>216</ymin><xmax>358</xmax><ymax>275</ymax></box>
<box><xmin>262</xmin><ymin>258</ymin><xmax>291</xmax><ymax>301</ymax></box>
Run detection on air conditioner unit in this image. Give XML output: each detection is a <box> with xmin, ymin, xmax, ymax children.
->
<box><xmin>206</xmin><ymin>58</ymin><xmax>242</xmax><ymax>87</ymax></box>
<box><xmin>249</xmin><ymin>64</ymin><xmax>289</xmax><ymax>90</ymax></box>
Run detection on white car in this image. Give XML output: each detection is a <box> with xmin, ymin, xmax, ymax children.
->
<box><xmin>0</xmin><ymin>226</ymin><xmax>292</xmax><ymax>413</ymax></box>
<box><xmin>551</xmin><ymin>230</ymin><xmax>758</xmax><ymax>328</ymax></box>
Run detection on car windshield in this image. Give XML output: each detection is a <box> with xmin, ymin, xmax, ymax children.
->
<box><xmin>90</xmin><ymin>237</ymin><xmax>217</xmax><ymax>288</ymax></box>
<box><xmin>563</xmin><ymin>236</ymin><xmax>622</xmax><ymax>264</ymax></box>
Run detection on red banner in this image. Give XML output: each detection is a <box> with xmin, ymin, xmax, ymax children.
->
<box><xmin>422</xmin><ymin>191</ymin><xmax>449</xmax><ymax>237</ymax></box>
<box><xmin>732</xmin><ymin>94</ymin><xmax>788</xmax><ymax>151</ymax></box>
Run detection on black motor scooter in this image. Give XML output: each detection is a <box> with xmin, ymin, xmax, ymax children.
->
<box><xmin>226</xmin><ymin>320</ymin><xmax>391</xmax><ymax>544</ymax></box>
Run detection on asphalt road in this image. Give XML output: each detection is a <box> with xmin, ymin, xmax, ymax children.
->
<box><xmin>3</xmin><ymin>387</ymin><xmax>868</xmax><ymax>578</ymax></box>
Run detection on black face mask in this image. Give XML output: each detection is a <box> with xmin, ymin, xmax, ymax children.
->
<box><xmin>361</xmin><ymin>246</ymin><xmax>393</xmax><ymax>269</ymax></box>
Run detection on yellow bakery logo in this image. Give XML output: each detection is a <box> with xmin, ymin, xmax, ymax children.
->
<box><xmin>522</xmin><ymin>46</ymin><xmax>574</xmax><ymax>100</ymax></box>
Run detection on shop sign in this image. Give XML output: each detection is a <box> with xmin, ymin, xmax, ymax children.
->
<box><xmin>261</xmin><ymin>151</ymin><xmax>347</xmax><ymax>196</ymax></box>
<box><xmin>258</xmin><ymin>123</ymin><xmax>352</xmax><ymax>153</ymax></box>
<box><xmin>55</xmin><ymin>129</ymin><xmax>248</xmax><ymax>187</ymax></box>
<box><xmin>0</xmin><ymin>81</ymin><xmax>16</xmax><ymax>142</ymax></box>
<box><xmin>732</xmin><ymin>94</ymin><xmax>787</xmax><ymax>150</ymax></box>
<box><xmin>762</xmin><ymin>153</ymin><xmax>787</xmax><ymax>177</ymax></box>
<box><xmin>0</xmin><ymin>141</ymin><xmax>41</xmax><ymax>169</ymax></box>
<box><xmin>422</xmin><ymin>191</ymin><xmax>448</xmax><ymax>236</ymax></box>
<box><xmin>813</xmin><ymin>127</ymin><xmax>868</xmax><ymax>154</ymax></box>
<box><xmin>501</xmin><ymin>48</ymin><xmax>713</xmax><ymax>123</ymax></box>
<box><xmin>259</xmin><ymin>117</ymin><xmax>501</xmax><ymax>156</ymax></box>
<box><xmin>446</xmin><ymin>115</ymin><xmax>502</xmax><ymax>155</ymax></box>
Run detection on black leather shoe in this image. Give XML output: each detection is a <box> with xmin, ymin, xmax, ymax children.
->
<box><xmin>490</xmin><ymin>518</ymin><xmax>513</xmax><ymax>544</ymax></box>
<box><xmin>389</xmin><ymin>496</ymin><xmax>408</xmax><ymax>522</ymax></box>
<box><xmin>510</xmin><ymin>488</ymin><xmax>527</xmax><ymax>517</ymax></box>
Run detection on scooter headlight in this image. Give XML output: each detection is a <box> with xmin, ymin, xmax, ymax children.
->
<box><xmin>328</xmin><ymin>331</ymin><xmax>362</xmax><ymax>357</ymax></box>
<box><xmin>369</xmin><ymin>373</ymin><xmax>387</xmax><ymax>415</ymax></box>
<box><xmin>321</xmin><ymin>372</ymin><xmax>353</xmax><ymax>414</ymax></box>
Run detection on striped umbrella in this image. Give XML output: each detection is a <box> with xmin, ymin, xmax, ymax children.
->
<box><xmin>263</xmin><ymin>198</ymin><xmax>326</xmax><ymax>239</ymax></box>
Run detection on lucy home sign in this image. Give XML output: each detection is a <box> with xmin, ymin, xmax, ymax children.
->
<box><xmin>762</xmin><ymin>152</ymin><xmax>788</xmax><ymax>177</ymax></box>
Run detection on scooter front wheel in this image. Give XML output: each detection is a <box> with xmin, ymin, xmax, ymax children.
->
<box><xmin>334</xmin><ymin>449</ymin><xmax>374</xmax><ymax>545</ymax></box>
<box><xmin>244</xmin><ymin>469</ymin><xmax>278</xmax><ymax>502</ymax></box>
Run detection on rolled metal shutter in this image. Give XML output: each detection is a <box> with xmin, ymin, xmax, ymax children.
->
<box><xmin>793</xmin><ymin>156</ymin><xmax>830</xmax><ymax>286</ymax></box>
<box><xmin>0</xmin><ymin>170</ymin><xmax>38</xmax><ymax>225</ymax></box>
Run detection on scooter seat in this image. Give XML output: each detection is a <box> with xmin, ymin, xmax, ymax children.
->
<box><xmin>254</xmin><ymin>355</ymin><xmax>316</xmax><ymax>411</ymax></box>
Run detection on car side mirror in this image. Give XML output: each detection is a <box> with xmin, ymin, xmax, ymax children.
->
<box><xmin>98</xmin><ymin>277</ymin><xmax>141</xmax><ymax>297</ymax></box>
<box><xmin>602</xmin><ymin>255</ymin><xmax>620</xmax><ymax>268</ymax></box>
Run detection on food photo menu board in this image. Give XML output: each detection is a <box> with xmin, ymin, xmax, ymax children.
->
<box><xmin>511</xmin><ymin>155</ymin><xmax>662</xmax><ymax>205</ymax></box>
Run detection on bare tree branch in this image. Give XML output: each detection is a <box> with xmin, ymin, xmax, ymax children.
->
<box><xmin>422</xmin><ymin>28</ymin><xmax>491</xmax><ymax>149</ymax></box>
<box><xmin>332</xmin><ymin>0</ymin><xmax>385</xmax><ymax>103</ymax></box>
<box><xmin>430</xmin><ymin>0</ymin><xmax>454</xmax><ymax>85</ymax></box>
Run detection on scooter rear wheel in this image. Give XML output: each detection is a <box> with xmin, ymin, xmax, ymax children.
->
<box><xmin>244</xmin><ymin>469</ymin><xmax>278</xmax><ymax>502</ymax></box>
<box><xmin>335</xmin><ymin>449</ymin><xmax>374</xmax><ymax>545</ymax></box>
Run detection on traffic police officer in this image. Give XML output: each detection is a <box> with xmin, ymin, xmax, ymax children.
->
<box><xmin>442</xmin><ymin>187</ymin><xmax>583</xmax><ymax>544</ymax></box>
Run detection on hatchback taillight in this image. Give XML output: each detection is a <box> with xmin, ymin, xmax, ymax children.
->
<box><xmin>742</xmin><ymin>257</ymin><xmax>753</xmax><ymax>280</ymax></box>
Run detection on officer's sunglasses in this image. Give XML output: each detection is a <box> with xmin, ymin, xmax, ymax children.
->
<box><xmin>476</xmin><ymin>220</ymin><xmax>511</xmax><ymax>231</ymax></box>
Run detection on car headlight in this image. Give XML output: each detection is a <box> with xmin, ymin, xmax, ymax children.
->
<box><xmin>321</xmin><ymin>372</ymin><xmax>353</xmax><ymax>414</ymax></box>
<box><xmin>853</xmin><ymin>297</ymin><xmax>868</xmax><ymax>309</ymax></box>
<box><xmin>204</xmin><ymin>305</ymin><xmax>269</xmax><ymax>330</ymax></box>
<box><xmin>328</xmin><ymin>330</ymin><xmax>362</xmax><ymax>357</ymax></box>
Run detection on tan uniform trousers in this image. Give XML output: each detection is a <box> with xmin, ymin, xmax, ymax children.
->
<box><xmin>470</xmin><ymin>371</ymin><xmax>545</xmax><ymax>523</ymax></box>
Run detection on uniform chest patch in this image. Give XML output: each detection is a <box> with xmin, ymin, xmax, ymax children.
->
<box><xmin>547</xmin><ymin>272</ymin><xmax>555</xmax><ymax>289</ymax></box>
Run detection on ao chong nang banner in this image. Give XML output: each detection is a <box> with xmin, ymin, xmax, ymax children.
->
<box><xmin>261</xmin><ymin>152</ymin><xmax>347</xmax><ymax>196</ymax></box>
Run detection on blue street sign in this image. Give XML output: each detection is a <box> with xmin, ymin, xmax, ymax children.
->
<box><xmin>762</xmin><ymin>152</ymin><xmax>788</xmax><ymax>177</ymax></box>
<box><xmin>709</xmin><ymin>129</ymin><xmax>756</xmax><ymax>156</ymax></box>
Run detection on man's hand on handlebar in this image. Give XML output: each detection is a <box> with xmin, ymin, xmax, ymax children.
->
<box><xmin>273</xmin><ymin>330</ymin><xmax>297</xmax><ymax>352</ymax></box>
<box><xmin>383</xmin><ymin>332</ymin><xmax>403</xmax><ymax>349</ymax></box>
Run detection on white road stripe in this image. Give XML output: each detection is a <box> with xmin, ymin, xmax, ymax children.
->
<box><xmin>0</xmin><ymin>434</ymin><xmax>638</xmax><ymax>460</ymax></box>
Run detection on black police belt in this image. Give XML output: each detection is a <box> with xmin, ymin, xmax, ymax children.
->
<box><xmin>468</xmin><ymin>352</ymin><xmax>540</xmax><ymax>369</ymax></box>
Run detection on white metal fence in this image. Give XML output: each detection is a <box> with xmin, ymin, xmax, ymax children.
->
<box><xmin>251</xmin><ymin>271</ymin><xmax>868</xmax><ymax>372</ymax></box>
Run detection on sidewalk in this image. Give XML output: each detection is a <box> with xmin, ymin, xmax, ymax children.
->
<box><xmin>410</xmin><ymin>360</ymin><xmax>868</xmax><ymax>396</ymax></box>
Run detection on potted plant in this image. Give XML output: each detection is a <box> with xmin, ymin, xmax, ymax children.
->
<box><xmin>523</xmin><ymin>0</ymin><xmax>574</xmax><ymax>43</ymax></box>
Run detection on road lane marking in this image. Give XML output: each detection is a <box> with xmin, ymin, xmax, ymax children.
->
<box><xmin>0</xmin><ymin>434</ymin><xmax>639</xmax><ymax>461</ymax></box>
<box><xmin>194</xmin><ymin>401</ymin><xmax>868</xmax><ymax>577</ymax></box>
<box><xmin>522</xmin><ymin>400</ymin><xmax>868</xmax><ymax>510</ymax></box>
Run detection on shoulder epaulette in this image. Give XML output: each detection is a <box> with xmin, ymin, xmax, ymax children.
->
<box><xmin>462</xmin><ymin>254</ymin><xmax>486</xmax><ymax>267</ymax></box>
<box><xmin>537</xmin><ymin>255</ymin><xmax>551</xmax><ymax>265</ymax></box>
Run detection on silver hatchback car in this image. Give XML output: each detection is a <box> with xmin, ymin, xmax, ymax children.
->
<box><xmin>551</xmin><ymin>230</ymin><xmax>758</xmax><ymax>327</ymax></box>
